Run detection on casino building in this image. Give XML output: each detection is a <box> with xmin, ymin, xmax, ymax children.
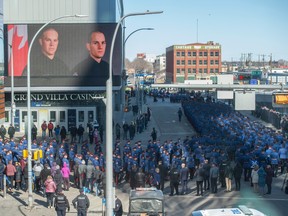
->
<box><xmin>3</xmin><ymin>0</ymin><xmax>124</xmax><ymax>133</ymax></box>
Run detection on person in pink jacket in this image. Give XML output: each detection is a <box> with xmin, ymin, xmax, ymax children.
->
<box><xmin>44</xmin><ymin>175</ymin><xmax>56</xmax><ymax>208</ymax></box>
<box><xmin>61</xmin><ymin>163</ymin><xmax>70</xmax><ymax>191</ymax></box>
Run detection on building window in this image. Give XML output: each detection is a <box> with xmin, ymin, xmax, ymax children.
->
<box><xmin>181</xmin><ymin>51</ymin><xmax>185</xmax><ymax>56</ymax></box>
<box><xmin>199</xmin><ymin>60</ymin><xmax>203</xmax><ymax>65</ymax></box>
<box><xmin>204</xmin><ymin>60</ymin><xmax>207</xmax><ymax>65</ymax></box>
<box><xmin>199</xmin><ymin>68</ymin><xmax>203</xmax><ymax>73</ymax></box>
<box><xmin>199</xmin><ymin>52</ymin><xmax>203</xmax><ymax>57</ymax></box>
<box><xmin>176</xmin><ymin>52</ymin><xmax>180</xmax><ymax>56</ymax></box>
<box><xmin>188</xmin><ymin>68</ymin><xmax>192</xmax><ymax>73</ymax></box>
<box><xmin>60</xmin><ymin>111</ymin><xmax>65</xmax><ymax>122</ymax></box>
<box><xmin>78</xmin><ymin>111</ymin><xmax>84</xmax><ymax>122</ymax></box>
<box><xmin>210</xmin><ymin>51</ymin><xmax>214</xmax><ymax>56</ymax></box>
<box><xmin>177</xmin><ymin>68</ymin><xmax>180</xmax><ymax>73</ymax></box>
<box><xmin>193</xmin><ymin>68</ymin><xmax>196</xmax><ymax>73</ymax></box>
<box><xmin>188</xmin><ymin>60</ymin><xmax>192</xmax><ymax>65</ymax></box>
<box><xmin>193</xmin><ymin>52</ymin><xmax>196</xmax><ymax>56</ymax></box>
<box><xmin>187</xmin><ymin>51</ymin><xmax>191</xmax><ymax>56</ymax></box>
<box><xmin>181</xmin><ymin>60</ymin><xmax>185</xmax><ymax>65</ymax></box>
<box><xmin>50</xmin><ymin>111</ymin><xmax>56</xmax><ymax>122</ymax></box>
<box><xmin>5</xmin><ymin>111</ymin><xmax>9</xmax><ymax>122</ymax></box>
<box><xmin>22</xmin><ymin>111</ymin><xmax>27</xmax><ymax>123</ymax></box>
<box><xmin>193</xmin><ymin>60</ymin><xmax>196</xmax><ymax>65</ymax></box>
<box><xmin>210</xmin><ymin>68</ymin><xmax>214</xmax><ymax>73</ymax></box>
<box><xmin>204</xmin><ymin>52</ymin><xmax>208</xmax><ymax>56</ymax></box>
<box><xmin>215</xmin><ymin>68</ymin><xmax>219</xmax><ymax>73</ymax></box>
<box><xmin>176</xmin><ymin>60</ymin><xmax>180</xmax><ymax>65</ymax></box>
<box><xmin>210</xmin><ymin>60</ymin><xmax>214</xmax><ymax>65</ymax></box>
<box><xmin>32</xmin><ymin>111</ymin><xmax>37</xmax><ymax>122</ymax></box>
<box><xmin>88</xmin><ymin>111</ymin><xmax>94</xmax><ymax>123</ymax></box>
<box><xmin>181</xmin><ymin>68</ymin><xmax>185</xmax><ymax>73</ymax></box>
<box><xmin>215</xmin><ymin>51</ymin><xmax>219</xmax><ymax>56</ymax></box>
<box><xmin>204</xmin><ymin>68</ymin><xmax>208</xmax><ymax>73</ymax></box>
<box><xmin>215</xmin><ymin>60</ymin><xmax>219</xmax><ymax>65</ymax></box>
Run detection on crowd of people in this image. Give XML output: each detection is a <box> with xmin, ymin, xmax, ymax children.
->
<box><xmin>1</xmin><ymin>91</ymin><xmax>288</xmax><ymax>214</ymax></box>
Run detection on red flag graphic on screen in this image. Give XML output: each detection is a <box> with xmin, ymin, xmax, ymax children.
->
<box><xmin>8</xmin><ymin>24</ymin><xmax>29</xmax><ymax>76</ymax></box>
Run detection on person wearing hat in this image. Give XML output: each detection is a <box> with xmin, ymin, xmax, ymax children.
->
<box><xmin>114</xmin><ymin>195</ymin><xmax>123</xmax><ymax>216</ymax></box>
<box><xmin>72</xmin><ymin>188</ymin><xmax>90</xmax><ymax>216</ymax></box>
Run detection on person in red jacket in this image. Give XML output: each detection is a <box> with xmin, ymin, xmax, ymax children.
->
<box><xmin>6</xmin><ymin>160</ymin><xmax>16</xmax><ymax>192</ymax></box>
<box><xmin>48</xmin><ymin>121</ymin><xmax>54</xmax><ymax>138</ymax></box>
<box><xmin>41</xmin><ymin>120</ymin><xmax>48</xmax><ymax>140</ymax></box>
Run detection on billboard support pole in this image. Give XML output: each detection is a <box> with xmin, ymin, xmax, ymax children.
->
<box><xmin>26</xmin><ymin>14</ymin><xmax>87</xmax><ymax>209</ymax></box>
<box><xmin>107</xmin><ymin>10</ymin><xmax>163</xmax><ymax>216</ymax></box>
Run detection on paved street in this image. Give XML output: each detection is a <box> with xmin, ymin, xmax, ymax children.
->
<box><xmin>1</xmin><ymin>96</ymin><xmax>288</xmax><ymax>216</ymax></box>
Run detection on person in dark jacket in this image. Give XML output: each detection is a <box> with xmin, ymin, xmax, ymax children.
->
<box><xmin>135</xmin><ymin>168</ymin><xmax>146</xmax><ymax>188</ymax></box>
<box><xmin>234</xmin><ymin>162</ymin><xmax>243</xmax><ymax>191</ymax></box>
<box><xmin>169</xmin><ymin>165</ymin><xmax>180</xmax><ymax>196</ymax></box>
<box><xmin>210</xmin><ymin>163</ymin><xmax>219</xmax><ymax>193</ymax></box>
<box><xmin>130</xmin><ymin>165</ymin><xmax>138</xmax><ymax>189</ymax></box>
<box><xmin>203</xmin><ymin>159</ymin><xmax>211</xmax><ymax>191</ymax></box>
<box><xmin>114</xmin><ymin>196</ymin><xmax>123</xmax><ymax>216</ymax></box>
<box><xmin>180</xmin><ymin>163</ymin><xmax>189</xmax><ymax>194</ymax></box>
<box><xmin>195</xmin><ymin>164</ymin><xmax>204</xmax><ymax>196</ymax></box>
<box><xmin>54</xmin><ymin>188</ymin><xmax>70</xmax><ymax>216</ymax></box>
<box><xmin>15</xmin><ymin>162</ymin><xmax>22</xmax><ymax>190</ymax></box>
<box><xmin>72</xmin><ymin>188</ymin><xmax>90</xmax><ymax>216</ymax></box>
<box><xmin>40</xmin><ymin>163</ymin><xmax>52</xmax><ymax>195</ymax></box>
<box><xmin>265</xmin><ymin>164</ymin><xmax>273</xmax><ymax>194</ymax></box>
<box><xmin>60</xmin><ymin>126</ymin><xmax>67</xmax><ymax>142</ymax></box>
<box><xmin>157</xmin><ymin>161</ymin><xmax>167</xmax><ymax>191</ymax></box>
<box><xmin>54</xmin><ymin>167</ymin><xmax>63</xmax><ymax>193</ymax></box>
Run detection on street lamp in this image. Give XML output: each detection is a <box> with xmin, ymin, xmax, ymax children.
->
<box><xmin>124</xmin><ymin>27</ymin><xmax>154</xmax><ymax>45</ymax></box>
<box><xmin>26</xmin><ymin>14</ymin><xmax>87</xmax><ymax>208</ymax></box>
<box><xmin>123</xmin><ymin>27</ymin><xmax>154</xmax><ymax>113</ymax></box>
<box><xmin>8</xmin><ymin>44</ymin><xmax>15</xmax><ymax>126</ymax></box>
<box><xmin>106</xmin><ymin>10</ymin><xmax>163</xmax><ymax>216</ymax></box>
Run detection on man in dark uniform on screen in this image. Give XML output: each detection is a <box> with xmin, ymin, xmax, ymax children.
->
<box><xmin>23</xmin><ymin>27</ymin><xmax>69</xmax><ymax>76</ymax></box>
<box><xmin>72</xmin><ymin>30</ymin><xmax>110</xmax><ymax>85</ymax></box>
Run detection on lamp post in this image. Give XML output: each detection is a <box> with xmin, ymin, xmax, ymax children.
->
<box><xmin>123</xmin><ymin>27</ymin><xmax>154</xmax><ymax>112</ymax></box>
<box><xmin>106</xmin><ymin>10</ymin><xmax>163</xmax><ymax>216</ymax></box>
<box><xmin>26</xmin><ymin>14</ymin><xmax>87</xmax><ymax>208</ymax></box>
<box><xmin>8</xmin><ymin>44</ymin><xmax>15</xmax><ymax>126</ymax></box>
<box><xmin>124</xmin><ymin>27</ymin><xmax>154</xmax><ymax>45</ymax></box>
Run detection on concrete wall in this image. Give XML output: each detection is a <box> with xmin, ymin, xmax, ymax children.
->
<box><xmin>3</xmin><ymin>0</ymin><xmax>116</xmax><ymax>24</ymax></box>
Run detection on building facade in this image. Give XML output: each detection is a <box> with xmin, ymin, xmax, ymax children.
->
<box><xmin>3</xmin><ymin>0</ymin><xmax>123</xmax><ymax>133</ymax></box>
<box><xmin>166</xmin><ymin>41</ymin><xmax>222</xmax><ymax>83</ymax></box>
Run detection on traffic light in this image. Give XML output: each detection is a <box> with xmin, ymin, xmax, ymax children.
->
<box><xmin>22</xmin><ymin>149</ymin><xmax>43</xmax><ymax>160</ymax></box>
<box><xmin>23</xmin><ymin>149</ymin><xmax>28</xmax><ymax>158</ymax></box>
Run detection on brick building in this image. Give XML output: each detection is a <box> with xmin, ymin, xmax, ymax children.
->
<box><xmin>166</xmin><ymin>41</ymin><xmax>222</xmax><ymax>83</ymax></box>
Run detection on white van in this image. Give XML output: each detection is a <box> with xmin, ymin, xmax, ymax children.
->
<box><xmin>192</xmin><ymin>205</ymin><xmax>267</xmax><ymax>216</ymax></box>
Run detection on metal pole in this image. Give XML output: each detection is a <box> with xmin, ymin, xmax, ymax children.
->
<box><xmin>122</xmin><ymin>27</ymin><xmax>153</xmax><ymax>112</ymax></box>
<box><xmin>26</xmin><ymin>14</ymin><xmax>87</xmax><ymax>208</ymax></box>
<box><xmin>8</xmin><ymin>44</ymin><xmax>15</xmax><ymax>126</ymax></box>
<box><xmin>106</xmin><ymin>10</ymin><xmax>163</xmax><ymax>216</ymax></box>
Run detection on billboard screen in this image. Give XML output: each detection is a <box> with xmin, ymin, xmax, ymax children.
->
<box><xmin>4</xmin><ymin>23</ymin><xmax>122</xmax><ymax>87</ymax></box>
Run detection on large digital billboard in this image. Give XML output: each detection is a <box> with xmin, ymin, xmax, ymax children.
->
<box><xmin>4</xmin><ymin>23</ymin><xmax>122</xmax><ymax>88</ymax></box>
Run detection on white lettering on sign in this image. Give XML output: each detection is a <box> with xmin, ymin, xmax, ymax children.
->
<box><xmin>14</xmin><ymin>93</ymin><xmax>104</xmax><ymax>101</ymax></box>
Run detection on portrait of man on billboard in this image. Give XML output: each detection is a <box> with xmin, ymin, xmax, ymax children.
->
<box><xmin>72</xmin><ymin>30</ymin><xmax>110</xmax><ymax>84</ymax></box>
<box><xmin>22</xmin><ymin>27</ymin><xmax>70</xmax><ymax>76</ymax></box>
<box><xmin>4</xmin><ymin>23</ymin><xmax>122</xmax><ymax>87</ymax></box>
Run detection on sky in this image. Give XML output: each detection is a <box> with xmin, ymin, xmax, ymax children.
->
<box><xmin>121</xmin><ymin>0</ymin><xmax>288</xmax><ymax>62</ymax></box>
<box><xmin>0</xmin><ymin>0</ymin><xmax>287</xmax><ymax>63</ymax></box>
